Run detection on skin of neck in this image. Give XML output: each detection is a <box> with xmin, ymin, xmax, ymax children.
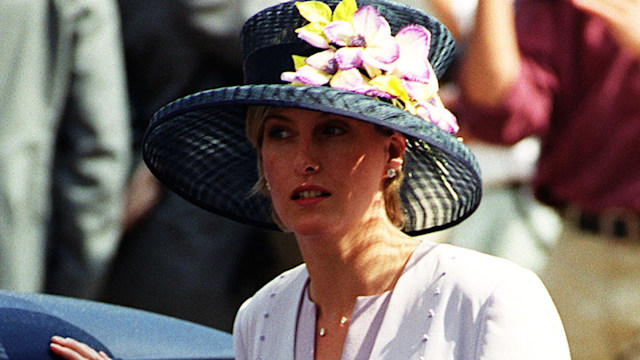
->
<box><xmin>295</xmin><ymin>195</ymin><xmax>420</xmax><ymax>320</ymax></box>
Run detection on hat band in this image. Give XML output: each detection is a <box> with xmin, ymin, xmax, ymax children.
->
<box><xmin>243</xmin><ymin>43</ymin><xmax>315</xmax><ymax>85</ymax></box>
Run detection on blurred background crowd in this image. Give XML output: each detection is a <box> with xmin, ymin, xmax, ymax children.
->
<box><xmin>1</xmin><ymin>0</ymin><xmax>638</xmax><ymax>359</ymax></box>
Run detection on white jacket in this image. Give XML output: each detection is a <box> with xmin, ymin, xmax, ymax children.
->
<box><xmin>233</xmin><ymin>241</ymin><xmax>570</xmax><ymax>359</ymax></box>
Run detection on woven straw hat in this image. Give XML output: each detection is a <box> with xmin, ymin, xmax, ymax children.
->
<box><xmin>142</xmin><ymin>0</ymin><xmax>482</xmax><ymax>235</ymax></box>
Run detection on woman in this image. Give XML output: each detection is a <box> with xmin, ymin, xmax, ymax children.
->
<box><xmin>51</xmin><ymin>0</ymin><xmax>570</xmax><ymax>359</ymax></box>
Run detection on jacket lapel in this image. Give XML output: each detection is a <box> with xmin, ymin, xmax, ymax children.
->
<box><xmin>369</xmin><ymin>241</ymin><xmax>444</xmax><ymax>359</ymax></box>
<box><xmin>260</xmin><ymin>265</ymin><xmax>309</xmax><ymax>360</ymax></box>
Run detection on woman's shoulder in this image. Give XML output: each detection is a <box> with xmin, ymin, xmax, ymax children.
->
<box><xmin>433</xmin><ymin>242</ymin><xmax>532</xmax><ymax>272</ymax></box>
<box><xmin>400</xmin><ymin>242</ymin><xmax>570</xmax><ymax>358</ymax></box>
<box><xmin>414</xmin><ymin>241</ymin><xmax>547</xmax><ymax>299</ymax></box>
<box><xmin>236</xmin><ymin>263</ymin><xmax>308</xmax><ymax>317</ymax></box>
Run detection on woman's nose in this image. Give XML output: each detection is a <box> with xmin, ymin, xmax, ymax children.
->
<box><xmin>293</xmin><ymin>140</ymin><xmax>320</xmax><ymax>175</ymax></box>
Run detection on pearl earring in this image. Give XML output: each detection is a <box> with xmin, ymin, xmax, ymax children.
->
<box><xmin>387</xmin><ymin>168</ymin><xmax>397</xmax><ymax>179</ymax></box>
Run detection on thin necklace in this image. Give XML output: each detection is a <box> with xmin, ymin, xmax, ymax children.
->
<box><xmin>319</xmin><ymin>316</ymin><xmax>348</xmax><ymax>337</ymax></box>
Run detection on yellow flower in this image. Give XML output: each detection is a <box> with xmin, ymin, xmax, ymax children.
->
<box><xmin>294</xmin><ymin>0</ymin><xmax>357</xmax><ymax>48</ymax></box>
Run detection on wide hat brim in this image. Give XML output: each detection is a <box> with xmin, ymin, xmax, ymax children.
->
<box><xmin>142</xmin><ymin>0</ymin><xmax>482</xmax><ymax>235</ymax></box>
<box><xmin>143</xmin><ymin>83</ymin><xmax>481</xmax><ymax>235</ymax></box>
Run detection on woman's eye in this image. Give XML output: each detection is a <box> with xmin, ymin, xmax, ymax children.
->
<box><xmin>266</xmin><ymin>127</ymin><xmax>290</xmax><ymax>139</ymax></box>
<box><xmin>322</xmin><ymin>125</ymin><xmax>347</xmax><ymax>136</ymax></box>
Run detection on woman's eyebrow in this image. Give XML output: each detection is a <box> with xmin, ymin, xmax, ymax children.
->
<box><xmin>264</xmin><ymin>114</ymin><xmax>292</xmax><ymax>124</ymax></box>
<box><xmin>318</xmin><ymin>111</ymin><xmax>354</xmax><ymax>123</ymax></box>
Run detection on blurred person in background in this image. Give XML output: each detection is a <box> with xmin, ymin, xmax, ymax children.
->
<box><xmin>99</xmin><ymin>0</ymin><xmax>301</xmax><ymax>332</ymax></box>
<box><xmin>411</xmin><ymin>0</ymin><xmax>562</xmax><ymax>273</ymax></box>
<box><xmin>0</xmin><ymin>0</ymin><xmax>132</xmax><ymax>298</ymax></box>
<box><xmin>455</xmin><ymin>0</ymin><xmax>640</xmax><ymax>358</ymax></box>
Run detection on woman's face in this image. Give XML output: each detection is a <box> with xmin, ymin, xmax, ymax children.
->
<box><xmin>260</xmin><ymin>108</ymin><xmax>403</xmax><ymax>237</ymax></box>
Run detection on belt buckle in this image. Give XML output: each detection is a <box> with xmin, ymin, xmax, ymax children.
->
<box><xmin>600</xmin><ymin>209</ymin><xmax>640</xmax><ymax>241</ymax></box>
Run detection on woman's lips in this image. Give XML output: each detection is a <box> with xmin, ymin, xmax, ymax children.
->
<box><xmin>291</xmin><ymin>185</ymin><xmax>331</xmax><ymax>204</ymax></box>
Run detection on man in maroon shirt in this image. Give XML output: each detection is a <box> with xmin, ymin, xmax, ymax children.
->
<box><xmin>454</xmin><ymin>0</ymin><xmax>640</xmax><ymax>359</ymax></box>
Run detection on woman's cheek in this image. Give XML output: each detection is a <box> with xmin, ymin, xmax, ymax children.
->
<box><xmin>262</xmin><ymin>156</ymin><xmax>276</xmax><ymax>185</ymax></box>
<box><xmin>262</xmin><ymin>156</ymin><xmax>288</xmax><ymax>200</ymax></box>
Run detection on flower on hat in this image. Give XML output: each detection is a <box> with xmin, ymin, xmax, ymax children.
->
<box><xmin>281</xmin><ymin>0</ymin><xmax>459</xmax><ymax>134</ymax></box>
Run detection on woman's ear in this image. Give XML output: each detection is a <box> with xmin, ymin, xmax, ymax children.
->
<box><xmin>387</xmin><ymin>133</ymin><xmax>406</xmax><ymax>169</ymax></box>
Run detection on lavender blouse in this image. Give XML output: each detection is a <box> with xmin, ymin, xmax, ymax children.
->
<box><xmin>295</xmin><ymin>282</ymin><xmax>392</xmax><ymax>360</ymax></box>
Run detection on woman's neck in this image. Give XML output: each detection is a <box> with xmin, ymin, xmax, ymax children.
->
<box><xmin>296</xmin><ymin>220</ymin><xmax>420</xmax><ymax>318</ymax></box>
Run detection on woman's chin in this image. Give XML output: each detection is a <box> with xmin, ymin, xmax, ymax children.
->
<box><xmin>291</xmin><ymin>225</ymin><xmax>330</xmax><ymax>237</ymax></box>
<box><xmin>287</xmin><ymin>217</ymin><xmax>338</xmax><ymax>237</ymax></box>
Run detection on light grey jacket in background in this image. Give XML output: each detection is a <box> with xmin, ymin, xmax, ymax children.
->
<box><xmin>0</xmin><ymin>0</ymin><xmax>131</xmax><ymax>296</ymax></box>
<box><xmin>234</xmin><ymin>241</ymin><xmax>571</xmax><ymax>359</ymax></box>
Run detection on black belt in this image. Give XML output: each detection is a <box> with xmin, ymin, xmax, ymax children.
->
<box><xmin>565</xmin><ymin>207</ymin><xmax>640</xmax><ymax>240</ymax></box>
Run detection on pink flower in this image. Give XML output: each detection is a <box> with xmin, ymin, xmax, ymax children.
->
<box><xmin>390</xmin><ymin>25</ymin><xmax>433</xmax><ymax>83</ymax></box>
<box><xmin>323</xmin><ymin>6</ymin><xmax>399</xmax><ymax>73</ymax></box>
<box><xmin>416</xmin><ymin>96</ymin><xmax>459</xmax><ymax>134</ymax></box>
<box><xmin>283</xmin><ymin>0</ymin><xmax>460</xmax><ymax>134</ymax></box>
<box><xmin>280</xmin><ymin>50</ymin><xmax>337</xmax><ymax>86</ymax></box>
<box><xmin>280</xmin><ymin>65</ymin><xmax>332</xmax><ymax>86</ymax></box>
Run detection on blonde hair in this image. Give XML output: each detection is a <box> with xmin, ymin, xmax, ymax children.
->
<box><xmin>245</xmin><ymin>106</ymin><xmax>406</xmax><ymax>230</ymax></box>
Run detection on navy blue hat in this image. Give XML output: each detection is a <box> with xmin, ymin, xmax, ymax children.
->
<box><xmin>142</xmin><ymin>0</ymin><xmax>482</xmax><ymax>235</ymax></box>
